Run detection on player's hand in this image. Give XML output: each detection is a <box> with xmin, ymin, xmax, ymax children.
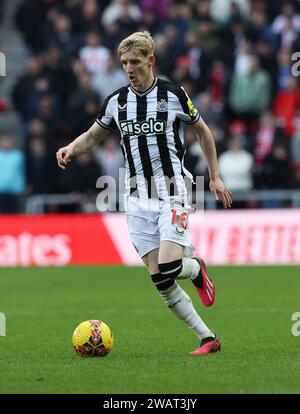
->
<box><xmin>56</xmin><ymin>145</ymin><xmax>74</xmax><ymax>170</ymax></box>
<box><xmin>209</xmin><ymin>177</ymin><xmax>233</xmax><ymax>209</ymax></box>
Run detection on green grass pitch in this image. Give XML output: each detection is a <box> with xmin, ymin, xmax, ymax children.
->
<box><xmin>0</xmin><ymin>265</ymin><xmax>300</xmax><ymax>394</ymax></box>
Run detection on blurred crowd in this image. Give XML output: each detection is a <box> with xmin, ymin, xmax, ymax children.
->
<box><xmin>2</xmin><ymin>0</ymin><xmax>300</xmax><ymax>212</ymax></box>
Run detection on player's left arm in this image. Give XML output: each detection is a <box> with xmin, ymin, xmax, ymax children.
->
<box><xmin>191</xmin><ymin>117</ymin><xmax>232</xmax><ymax>209</ymax></box>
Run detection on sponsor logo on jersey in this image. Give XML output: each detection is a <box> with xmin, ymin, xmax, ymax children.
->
<box><xmin>120</xmin><ymin>118</ymin><xmax>166</xmax><ymax>136</ymax></box>
<box><xmin>118</xmin><ymin>103</ymin><xmax>127</xmax><ymax>111</ymax></box>
<box><xmin>157</xmin><ymin>99</ymin><xmax>168</xmax><ymax>112</ymax></box>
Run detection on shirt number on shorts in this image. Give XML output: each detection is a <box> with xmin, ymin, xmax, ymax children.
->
<box><xmin>171</xmin><ymin>209</ymin><xmax>188</xmax><ymax>231</ymax></box>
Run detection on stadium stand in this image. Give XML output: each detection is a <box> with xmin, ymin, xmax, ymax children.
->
<box><xmin>1</xmin><ymin>0</ymin><xmax>300</xmax><ymax>213</ymax></box>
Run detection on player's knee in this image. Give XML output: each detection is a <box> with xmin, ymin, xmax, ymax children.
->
<box><xmin>142</xmin><ymin>250</ymin><xmax>159</xmax><ymax>274</ymax></box>
<box><xmin>145</xmin><ymin>262</ymin><xmax>159</xmax><ymax>275</ymax></box>
<box><xmin>158</xmin><ymin>259</ymin><xmax>183</xmax><ymax>279</ymax></box>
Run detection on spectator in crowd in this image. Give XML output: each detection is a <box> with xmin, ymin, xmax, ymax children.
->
<box><xmin>79</xmin><ymin>31</ymin><xmax>111</xmax><ymax>79</ymax></box>
<box><xmin>163</xmin><ymin>24</ymin><xmax>186</xmax><ymax>74</ymax></box>
<box><xmin>100</xmin><ymin>20</ymin><xmax>125</xmax><ymax>51</ymax></box>
<box><xmin>139</xmin><ymin>0</ymin><xmax>172</xmax><ymax>21</ymax></box>
<box><xmin>30</xmin><ymin>92</ymin><xmax>62</xmax><ymax>146</ymax></box>
<box><xmin>47</xmin><ymin>14</ymin><xmax>80</xmax><ymax>58</ymax></box>
<box><xmin>115</xmin><ymin>2</ymin><xmax>140</xmax><ymax>38</ymax></box>
<box><xmin>228</xmin><ymin>120</ymin><xmax>251</xmax><ymax>151</ymax></box>
<box><xmin>271</xmin><ymin>1</ymin><xmax>300</xmax><ymax>38</ymax></box>
<box><xmin>222</xmin><ymin>16</ymin><xmax>248</xmax><ymax>67</ymax></box>
<box><xmin>23</xmin><ymin>118</ymin><xmax>58</xmax><ymax>190</ymax></box>
<box><xmin>72</xmin><ymin>152</ymin><xmax>102</xmax><ymax>194</ymax></box>
<box><xmin>71</xmin><ymin>98</ymin><xmax>100</xmax><ymax>138</ymax></box>
<box><xmin>196</xmin><ymin>91</ymin><xmax>225</xmax><ymax>129</ymax></box>
<box><xmin>57</xmin><ymin>150</ymin><xmax>101</xmax><ymax>192</ymax></box>
<box><xmin>180</xmin><ymin>30</ymin><xmax>212</xmax><ymax>92</ymax></box>
<box><xmin>254</xmin><ymin>111</ymin><xmax>276</xmax><ymax>166</ymax></box>
<box><xmin>208</xmin><ymin>123</ymin><xmax>227</xmax><ymax>156</ymax></box>
<box><xmin>210</xmin><ymin>0</ymin><xmax>250</xmax><ymax>25</ymax></box>
<box><xmin>273</xmin><ymin>76</ymin><xmax>300</xmax><ymax>137</ymax></box>
<box><xmin>234</xmin><ymin>39</ymin><xmax>254</xmax><ymax>76</ymax></box>
<box><xmin>92</xmin><ymin>56</ymin><xmax>128</xmax><ymax>99</ymax></box>
<box><xmin>12</xmin><ymin>57</ymin><xmax>44</xmax><ymax>118</ymax></box>
<box><xmin>196</xmin><ymin>17</ymin><xmax>220</xmax><ymax>56</ymax></box>
<box><xmin>194</xmin><ymin>0</ymin><xmax>211</xmax><ymax>21</ymax></box>
<box><xmin>291</xmin><ymin>108</ymin><xmax>300</xmax><ymax>167</ymax></box>
<box><xmin>95</xmin><ymin>135</ymin><xmax>123</xmax><ymax>182</ymax></box>
<box><xmin>0</xmin><ymin>135</ymin><xmax>25</xmax><ymax>213</ymax></box>
<box><xmin>218</xmin><ymin>135</ymin><xmax>254</xmax><ymax>207</ymax></box>
<box><xmin>42</xmin><ymin>43</ymin><xmax>77</xmax><ymax>106</ymax></box>
<box><xmin>290</xmin><ymin>165</ymin><xmax>300</xmax><ymax>189</ymax></box>
<box><xmin>153</xmin><ymin>34</ymin><xmax>177</xmax><ymax>79</ymax></box>
<box><xmin>70</xmin><ymin>57</ymin><xmax>88</xmax><ymax>79</ymax></box>
<box><xmin>55</xmin><ymin>151</ymin><xmax>102</xmax><ymax>212</ymax></box>
<box><xmin>276</xmin><ymin>15</ymin><xmax>299</xmax><ymax>50</ymax></box>
<box><xmin>158</xmin><ymin>2</ymin><xmax>190</xmax><ymax>46</ymax></box>
<box><xmin>210</xmin><ymin>58</ymin><xmax>230</xmax><ymax>107</ymax></box>
<box><xmin>23</xmin><ymin>77</ymin><xmax>62</xmax><ymax>126</ymax></box>
<box><xmin>229</xmin><ymin>55</ymin><xmax>271</xmax><ymax>125</ymax></box>
<box><xmin>26</xmin><ymin>136</ymin><xmax>51</xmax><ymax>195</ymax></box>
<box><xmin>138</xmin><ymin>8</ymin><xmax>160</xmax><ymax>35</ymax></box>
<box><xmin>184</xmin><ymin>128</ymin><xmax>207</xmax><ymax>179</ymax></box>
<box><xmin>71</xmin><ymin>0</ymin><xmax>102</xmax><ymax>36</ymax></box>
<box><xmin>256</xmin><ymin>39</ymin><xmax>277</xmax><ymax>100</ymax></box>
<box><xmin>101</xmin><ymin>0</ymin><xmax>142</xmax><ymax>29</ymax></box>
<box><xmin>67</xmin><ymin>71</ymin><xmax>100</xmax><ymax>136</ymax></box>
<box><xmin>260</xmin><ymin>142</ymin><xmax>291</xmax><ymax>207</ymax></box>
<box><xmin>248</xmin><ymin>7</ymin><xmax>276</xmax><ymax>48</ymax></box>
<box><xmin>95</xmin><ymin>135</ymin><xmax>124</xmax><ymax>211</ymax></box>
<box><xmin>25</xmin><ymin>117</ymin><xmax>50</xmax><ymax>152</ymax></box>
<box><xmin>15</xmin><ymin>0</ymin><xmax>49</xmax><ymax>53</ymax></box>
<box><xmin>276</xmin><ymin>48</ymin><xmax>293</xmax><ymax>92</ymax></box>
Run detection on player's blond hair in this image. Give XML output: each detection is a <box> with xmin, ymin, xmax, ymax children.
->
<box><xmin>117</xmin><ymin>31</ymin><xmax>155</xmax><ymax>57</ymax></box>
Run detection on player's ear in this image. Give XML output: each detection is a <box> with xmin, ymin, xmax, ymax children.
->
<box><xmin>149</xmin><ymin>55</ymin><xmax>155</xmax><ymax>67</ymax></box>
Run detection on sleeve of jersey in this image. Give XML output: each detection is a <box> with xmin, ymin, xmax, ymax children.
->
<box><xmin>96</xmin><ymin>96</ymin><xmax>117</xmax><ymax>131</ymax></box>
<box><xmin>175</xmin><ymin>87</ymin><xmax>200</xmax><ymax>125</ymax></box>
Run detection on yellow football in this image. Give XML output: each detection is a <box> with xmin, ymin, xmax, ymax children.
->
<box><xmin>72</xmin><ymin>320</ymin><xmax>113</xmax><ymax>357</ymax></box>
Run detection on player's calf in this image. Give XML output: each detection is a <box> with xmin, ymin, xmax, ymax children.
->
<box><xmin>151</xmin><ymin>272</ymin><xmax>175</xmax><ymax>292</ymax></box>
<box><xmin>151</xmin><ymin>273</ymin><xmax>215</xmax><ymax>340</ymax></box>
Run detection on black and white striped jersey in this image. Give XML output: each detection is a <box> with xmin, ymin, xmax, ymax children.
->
<box><xmin>96</xmin><ymin>77</ymin><xmax>201</xmax><ymax>200</ymax></box>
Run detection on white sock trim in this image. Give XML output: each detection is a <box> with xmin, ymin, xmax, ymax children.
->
<box><xmin>176</xmin><ymin>257</ymin><xmax>200</xmax><ymax>280</ymax></box>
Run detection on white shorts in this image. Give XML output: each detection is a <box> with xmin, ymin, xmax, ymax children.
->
<box><xmin>126</xmin><ymin>196</ymin><xmax>195</xmax><ymax>258</ymax></box>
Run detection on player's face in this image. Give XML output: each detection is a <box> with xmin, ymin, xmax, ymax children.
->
<box><xmin>120</xmin><ymin>51</ymin><xmax>154</xmax><ymax>90</ymax></box>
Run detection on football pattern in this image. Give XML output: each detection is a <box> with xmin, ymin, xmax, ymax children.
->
<box><xmin>72</xmin><ymin>320</ymin><xmax>113</xmax><ymax>357</ymax></box>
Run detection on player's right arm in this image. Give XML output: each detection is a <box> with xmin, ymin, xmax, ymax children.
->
<box><xmin>56</xmin><ymin>122</ymin><xmax>109</xmax><ymax>170</ymax></box>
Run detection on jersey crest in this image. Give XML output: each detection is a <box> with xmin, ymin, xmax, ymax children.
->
<box><xmin>157</xmin><ymin>98</ymin><xmax>168</xmax><ymax>112</ymax></box>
